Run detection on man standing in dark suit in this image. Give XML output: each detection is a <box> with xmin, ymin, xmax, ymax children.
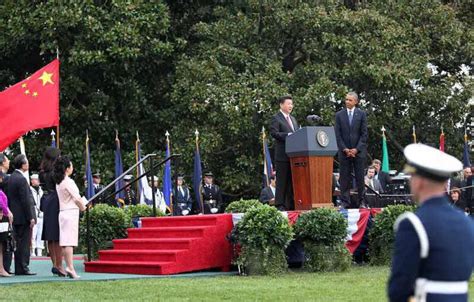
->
<box><xmin>259</xmin><ymin>175</ymin><xmax>276</xmax><ymax>205</ymax></box>
<box><xmin>335</xmin><ymin>92</ymin><xmax>368</xmax><ymax>208</ymax></box>
<box><xmin>8</xmin><ymin>154</ymin><xmax>36</xmax><ymax>275</ymax></box>
<box><xmin>270</xmin><ymin>96</ymin><xmax>299</xmax><ymax>211</ymax></box>
<box><xmin>372</xmin><ymin>159</ymin><xmax>392</xmax><ymax>193</ymax></box>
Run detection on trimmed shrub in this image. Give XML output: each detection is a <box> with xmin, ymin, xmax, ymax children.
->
<box><xmin>79</xmin><ymin>204</ymin><xmax>130</xmax><ymax>259</ymax></box>
<box><xmin>233</xmin><ymin>205</ymin><xmax>293</xmax><ymax>275</ymax></box>
<box><xmin>294</xmin><ymin>208</ymin><xmax>351</xmax><ymax>272</ymax></box>
<box><xmin>225</xmin><ymin>199</ymin><xmax>264</xmax><ymax>213</ymax></box>
<box><xmin>124</xmin><ymin>204</ymin><xmax>165</xmax><ymax>219</ymax></box>
<box><xmin>369</xmin><ymin>204</ymin><xmax>417</xmax><ymax>265</ymax></box>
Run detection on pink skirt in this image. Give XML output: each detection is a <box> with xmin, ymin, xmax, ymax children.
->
<box><xmin>58</xmin><ymin>209</ymin><xmax>79</xmax><ymax>247</ymax></box>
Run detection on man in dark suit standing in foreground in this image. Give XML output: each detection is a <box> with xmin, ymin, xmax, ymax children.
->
<box><xmin>270</xmin><ymin>96</ymin><xmax>299</xmax><ymax>211</ymax></box>
<box><xmin>8</xmin><ymin>154</ymin><xmax>36</xmax><ymax>275</ymax></box>
<box><xmin>335</xmin><ymin>92</ymin><xmax>368</xmax><ymax>208</ymax></box>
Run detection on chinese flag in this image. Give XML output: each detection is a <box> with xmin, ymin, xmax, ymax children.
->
<box><xmin>0</xmin><ymin>59</ymin><xmax>59</xmax><ymax>151</ymax></box>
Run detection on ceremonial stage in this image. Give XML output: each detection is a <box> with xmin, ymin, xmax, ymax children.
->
<box><xmin>84</xmin><ymin>210</ymin><xmax>381</xmax><ymax>275</ymax></box>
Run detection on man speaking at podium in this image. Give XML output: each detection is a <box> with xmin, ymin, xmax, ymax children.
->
<box><xmin>335</xmin><ymin>92</ymin><xmax>368</xmax><ymax>209</ymax></box>
<box><xmin>270</xmin><ymin>96</ymin><xmax>299</xmax><ymax>211</ymax></box>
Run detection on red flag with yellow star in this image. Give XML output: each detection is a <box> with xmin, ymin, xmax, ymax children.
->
<box><xmin>0</xmin><ymin>59</ymin><xmax>59</xmax><ymax>151</ymax></box>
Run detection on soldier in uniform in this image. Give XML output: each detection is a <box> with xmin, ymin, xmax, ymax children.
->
<box><xmin>92</xmin><ymin>172</ymin><xmax>105</xmax><ymax>204</ymax></box>
<box><xmin>121</xmin><ymin>175</ymin><xmax>137</xmax><ymax>206</ymax></box>
<box><xmin>172</xmin><ymin>175</ymin><xmax>193</xmax><ymax>216</ymax></box>
<box><xmin>201</xmin><ymin>172</ymin><xmax>222</xmax><ymax>214</ymax></box>
<box><xmin>388</xmin><ymin>144</ymin><xmax>474</xmax><ymax>302</ymax></box>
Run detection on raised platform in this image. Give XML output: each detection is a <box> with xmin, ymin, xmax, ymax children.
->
<box><xmin>84</xmin><ymin>214</ymin><xmax>233</xmax><ymax>275</ymax></box>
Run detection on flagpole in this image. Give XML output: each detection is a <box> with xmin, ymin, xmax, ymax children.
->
<box><xmin>165</xmin><ymin>131</ymin><xmax>173</xmax><ymax>215</ymax></box>
<box><xmin>412</xmin><ymin>125</ymin><xmax>417</xmax><ymax>144</ymax></box>
<box><xmin>262</xmin><ymin>127</ymin><xmax>269</xmax><ymax>187</ymax></box>
<box><xmin>85</xmin><ymin>129</ymin><xmax>92</xmax><ymax>261</ymax></box>
<box><xmin>195</xmin><ymin>129</ymin><xmax>204</xmax><ymax>214</ymax></box>
<box><xmin>136</xmin><ymin>131</ymin><xmax>140</xmax><ymax>197</ymax></box>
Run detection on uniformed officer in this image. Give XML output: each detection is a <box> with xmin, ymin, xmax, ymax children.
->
<box><xmin>172</xmin><ymin>175</ymin><xmax>193</xmax><ymax>216</ymax></box>
<box><xmin>201</xmin><ymin>172</ymin><xmax>222</xmax><ymax>214</ymax></box>
<box><xmin>92</xmin><ymin>172</ymin><xmax>105</xmax><ymax>204</ymax></box>
<box><xmin>388</xmin><ymin>144</ymin><xmax>474</xmax><ymax>302</ymax></box>
<box><xmin>121</xmin><ymin>175</ymin><xmax>137</xmax><ymax>206</ymax></box>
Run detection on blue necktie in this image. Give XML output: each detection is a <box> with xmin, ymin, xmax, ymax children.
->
<box><xmin>348</xmin><ymin>110</ymin><xmax>353</xmax><ymax>126</ymax></box>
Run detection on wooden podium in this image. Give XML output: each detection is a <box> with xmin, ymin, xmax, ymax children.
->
<box><xmin>286</xmin><ymin>126</ymin><xmax>338</xmax><ymax>210</ymax></box>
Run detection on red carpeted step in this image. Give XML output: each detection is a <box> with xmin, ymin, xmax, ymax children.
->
<box><xmin>99</xmin><ymin>249</ymin><xmax>182</xmax><ymax>262</ymax></box>
<box><xmin>84</xmin><ymin>260</ymin><xmax>173</xmax><ymax>275</ymax></box>
<box><xmin>113</xmin><ymin>238</ymin><xmax>196</xmax><ymax>250</ymax></box>
<box><xmin>127</xmin><ymin>226</ymin><xmax>208</xmax><ymax>239</ymax></box>
<box><xmin>141</xmin><ymin>215</ymin><xmax>218</xmax><ymax>228</ymax></box>
<box><xmin>85</xmin><ymin>214</ymin><xmax>234</xmax><ymax>275</ymax></box>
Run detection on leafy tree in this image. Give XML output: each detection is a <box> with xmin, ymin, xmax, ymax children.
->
<box><xmin>0</xmin><ymin>0</ymin><xmax>471</xmax><ymax>200</ymax></box>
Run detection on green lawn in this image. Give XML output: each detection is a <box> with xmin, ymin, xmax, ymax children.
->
<box><xmin>2</xmin><ymin>266</ymin><xmax>474</xmax><ymax>301</ymax></box>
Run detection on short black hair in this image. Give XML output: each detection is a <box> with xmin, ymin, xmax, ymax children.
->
<box><xmin>277</xmin><ymin>95</ymin><xmax>293</xmax><ymax>105</ymax></box>
<box><xmin>12</xmin><ymin>154</ymin><xmax>27</xmax><ymax>170</ymax></box>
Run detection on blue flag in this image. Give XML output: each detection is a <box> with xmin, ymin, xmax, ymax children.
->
<box><xmin>263</xmin><ymin>137</ymin><xmax>274</xmax><ymax>188</ymax></box>
<box><xmin>193</xmin><ymin>146</ymin><xmax>202</xmax><ymax>213</ymax></box>
<box><xmin>114</xmin><ymin>136</ymin><xmax>125</xmax><ymax>205</ymax></box>
<box><xmin>85</xmin><ymin>133</ymin><xmax>95</xmax><ymax>200</ymax></box>
<box><xmin>162</xmin><ymin>140</ymin><xmax>172</xmax><ymax>207</ymax></box>
<box><xmin>463</xmin><ymin>133</ymin><xmax>471</xmax><ymax>168</ymax></box>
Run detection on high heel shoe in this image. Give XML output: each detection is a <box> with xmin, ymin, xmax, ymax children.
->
<box><xmin>65</xmin><ymin>270</ymin><xmax>80</xmax><ymax>279</ymax></box>
<box><xmin>51</xmin><ymin>267</ymin><xmax>67</xmax><ymax>277</ymax></box>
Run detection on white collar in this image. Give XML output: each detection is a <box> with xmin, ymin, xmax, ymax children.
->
<box><xmin>347</xmin><ymin>108</ymin><xmax>355</xmax><ymax>114</ymax></box>
<box><xmin>280</xmin><ymin>110</ymin><xmax>291</xmax><ymax>119</ymax></box>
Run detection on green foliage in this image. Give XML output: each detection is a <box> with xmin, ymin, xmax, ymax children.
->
<box><xmin>294</xmin><ymin>208</ymin><xmax>347</xmax><ymax>245</ymax></box>
<box><xmin>225</xmin><ymin>199</ymin><xmax>263</xmax><ymax>213</ymax></box>
<box><xmin>79</xmin><ymin>204</ymin><xmax>130</xmax><ymax>259</ymax></box>
<box><xmin>0</xmin><ymin>1</ymin><xmax>472</xmax><ymax>200</ymax></box>
<box><xmin>124</xmin><ymin>204</ymin><xmax>165</xmax><ymax>219</ymax></box>
<box><xmin>233</xmin><ymin>205</ymin><xmax>293</xmax><ymax>275</ymax></box>
<box><xmin>294</xmin><ymin>208</ymin><xmax>351</xmax><ymax>272</ymax></box>
<box><xmin>303</xmin><ymin>243</ymin><xmax>351</xmax><ymax>272</ymax></box>
<box><xmin>369</xmin><ymin>204</ymin><xmax>417</xmax><ymax>266</ymax></box>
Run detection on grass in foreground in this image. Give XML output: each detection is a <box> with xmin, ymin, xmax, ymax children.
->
<box><xmin>2</xmin><ymin>266</ymin><xmax>474</xmax><ymax>301</ymax></box>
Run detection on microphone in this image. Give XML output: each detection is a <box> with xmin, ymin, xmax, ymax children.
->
<box><xmin>306</xmin><ymin>115</ymin><xmax>322</xmax><ymax>123</ymax></box>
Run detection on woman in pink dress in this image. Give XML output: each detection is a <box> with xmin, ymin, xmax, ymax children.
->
<box><xmin>53</xmin><ymin>156</ymin><xmax>86</xmax><ymax>279</ymax></box>
<box><xmin>0</xmin><ymin>173</ymin><xmax>13</xmax><ymax>277</ymax></box>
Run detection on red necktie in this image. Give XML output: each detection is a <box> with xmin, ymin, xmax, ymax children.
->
<box><xmin>286</xmin><ymin>115</ymin><xmax>294</xmax><ymax>132</ymax></box>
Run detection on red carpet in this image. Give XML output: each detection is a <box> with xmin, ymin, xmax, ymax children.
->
<box><xmin>84</xmin><ymin>214</ymin><xmax>234</xmax><ymax>275</ymax></box>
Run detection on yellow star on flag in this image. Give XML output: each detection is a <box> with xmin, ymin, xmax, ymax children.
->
<box><xmin>24</xmin><ymin>90</ymin><xmax>30</xmax><ymax>95</ymax></box>
<box><xmin>32</xmin><ymin>91</ymin><xmax>38</xmax><ymax>97</ymax></box>
<box><xmin>38</xmin><ymin>71</ymin><xmax>54</xmax><ymax>86</ymax></box>
<box><xmin>21</xmin><ymin>83</ymin><xmax>27</xmax><ymax>88</ymax></box>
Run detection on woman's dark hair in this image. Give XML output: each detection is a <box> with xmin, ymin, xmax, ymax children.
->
<box><xmin>53</xmin><ymin>156</ymin><xmax>72</xmax><ymax>185</ymax></box>
<box><xmin>12</xmin><ymin>154</ymin><xmax>27</xmax><ymax>170</ymax></box>
<box><xmin>39</xmin><ymin>147</ymin><xmax>61</xmax><ymax>172</ymax></box>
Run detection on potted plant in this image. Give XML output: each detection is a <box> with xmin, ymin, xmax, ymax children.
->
<box><xmin>294</xmin><ymin>208</ymin><xmax>351</xmax><ymax>272</ymax></box>
<box><xmin>233</xmin><ymin>205</ymin><xmax>293</xmax><ymax>275</ymax></box>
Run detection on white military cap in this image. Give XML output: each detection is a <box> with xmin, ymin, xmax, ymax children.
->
<box><xmin>123</xmin><ymin>174</ymin><xmax>133</xmax><ymax>181</ymax></box>
<box><xmin>403</xmin><ymin>143</ymin><xmax>462</xmax><ymax>181</ymax></box>
<box><xmin>30</xmin><ymin>173</ymin><xmax>39</xmax><ymax>179</ymax></box>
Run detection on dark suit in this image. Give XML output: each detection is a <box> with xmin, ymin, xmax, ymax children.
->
<box><xmin>335</xmin><ymin>107</ymin><xmax>368</xmax><ymax>207</ymax></box>
<box><xmin>172</xmin><ymin>186</ymin><xmax>193</xmax><ymax>216</ymax></box>
<box><xmin>259</xmin><ymin>186</ymin><xmax>275</xmax><ymax>204</ymax></box>
<box><xmin>7</xmin><ymin>170</ymin><xmax>36</xmax><ymax>274</ymax></box>
<box><xmin>270</xmin><ymin>111</ymin><xmax>299</xmax><ymax>210</ymax></box>
<box><xmin>375</xmin><ymin>170</ymin><xmax>391</xmax><ymax>192</ymax></box>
